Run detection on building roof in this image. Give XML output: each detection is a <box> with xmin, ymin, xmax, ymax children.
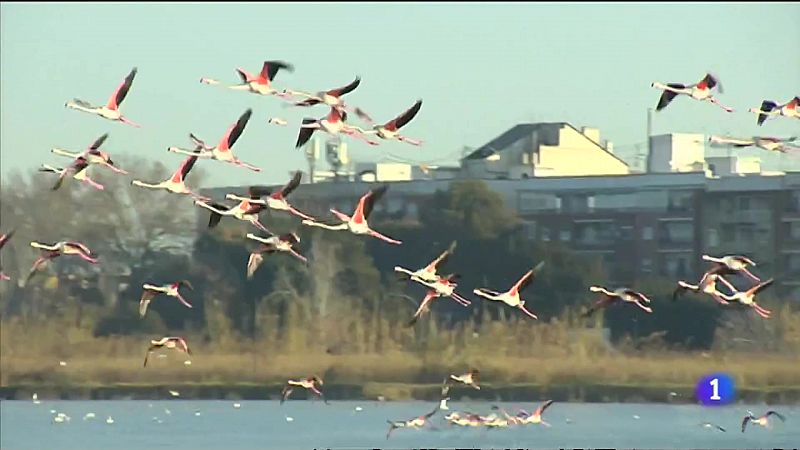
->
<box><xmin>464</xmin><ymin>122</ymin><xmax>629</xmax><ymax>167</ymax></box>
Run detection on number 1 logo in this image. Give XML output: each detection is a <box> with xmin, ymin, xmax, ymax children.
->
<box><xmin>696</xmin><ymin>373</ymin><xmax>735</xmax><ymax>406</ymax></box>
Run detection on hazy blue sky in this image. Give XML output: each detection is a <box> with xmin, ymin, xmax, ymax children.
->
<box><xmin>1</xmin><ymin>2</ymin><xmax>799</xmax><ymax>188</ymax></box>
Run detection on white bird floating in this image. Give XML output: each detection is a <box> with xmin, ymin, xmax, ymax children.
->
<box><xmin>169</xmin><ymin>390</ymin><xmax>180</xmax><ymax>397</ymax></box>
<box><xmin>355</xmin><ymin>406</ymin><xmax>363</xmax><ymax>412</ymax></box>
<box><xmin>32</xmin><ymin>393</ymin><xmax>41</xmax><ymax>404</ymax></box>
<box><xmin>106</xmin><ymin>416</ymin><xmax>114</xmax><ymax>424</ymax></box>
<box><xmin>59</xmin><ymin>361</ymin><xmax>67</xmax><ymax>367</ymax></box>
<box><xmin>233</xmin><ymin>403</ymin><xmax>241</xmax><ymax>409</ymax></box>
<box><xmin>83</xmin><ymin>413</ymin><xmax>96</xmax><ymax>420</ymax></box>
<box><xmin>286</xmin><ymin>416</ymin><xmax>294</xmax><ymax>422</ymax></box>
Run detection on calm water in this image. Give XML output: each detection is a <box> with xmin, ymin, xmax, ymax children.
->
<box><xmin>1</xmin><ymin>400</ymin><xmax>797</xmax><ymax>449</ymax></box>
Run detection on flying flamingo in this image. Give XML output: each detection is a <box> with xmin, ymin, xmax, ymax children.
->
<box><xmin>583</xmin><ymin>286</ymin><xmax>653</xmax><ymax>317</ymax></box>
<box><xmin>0</xmin><ymin>229</ymin><xmax>15</xmax><ymax>281</ymax></box>
<box><xmin>65</xmin><ymin>67</ymin><xmax>141</xmax><ymax>127</ymax></box>
<box><xmin>517</xmin><ymin>400</ymin><xmax>555</xmax><ymax>426</ymax></box>
<box><xmin>294</xmin><ymin>106</ymin><xmax>379</xmax><ymax>149</ymax></box>
<box><xmin>749</xmin><ymin>96</ymin><xmax>799</xmax><ymax>125</ymax></box>
<box><xmin>193</xmin><ymin>194</ymin><xmax>271</xmax><ymax>233</ymax></box>
<box><xmin>168</xmin><ymin>109</ymin><xmax>262</xmax><ymax>172</ymax></box>
<box><xmin>709</xmin><ymin>135</ymin><xmax>800</xmax><ymax>155</ymax></box>
<box><xmin>386</xmin><ymin>405</ymin><xmax>440</xmax><ymax>439</ymax></box>
<box><xmin>301</xmin><ymin>185</ymin><xmax>402</xmax><ymax>245</ymax></box>
<box><xmin>353</xmin><ymin>99</ymin><xmax>424</xmax><ymax>146</ymax></box>
<box><xmin>286</xmin><ymin>76</ymin><xmax>361</xmax><ymax>110</ymax></box>
<box><xmin>51</xmin><ymin>133</ymin><xmax>128</xmax><ymax>175</ymax></box>
<box><xmin>245</xmin><ymin>232</ymin><xmax>308</xmax><ymax>278</ymax></box>
<box><xmin>226</xmin><ymin>171</ymin><xmax>314</xmax><ymax>221</ymax></box>
<box><xmin>446</xmin><ymin>368</ymin><xmax>481</xmax><ymax>390</ymax></box>
<box><xmin>280</xmin><ymin>376</ymin><xmax>328</xmax><ymax>405</ymax></box>
<box><xmin>200</xmin><ymin>60</ymin><xmax>295</xmax><ymax>98</ymax></box>
<box><xmin>407</xmin><ymin>274</ymin><xmax>471</xmax><ymax>326</ymax></box>
<box><xmin>717</xmin><ymin>278</ymin><xmax>775</xmax><ymax>319</ymax></box>
<box><xmin>39</xmin><ymin>159</ymin><xmax>104</xmax><ymax>191</ymax></box>
<box><xmin>741</xmin><ymin>410</ymin><xmax>786</xmax><ymax>432</ymax></box>
<box><xmin>139</xmin><ymin>281</ymin><xmax>194</xmax><ymax>318</ymax></box>
<box><xmin>143</xmin><ymin>337</ymin><xmax>191</xmax><ymax>367</ymax></box>
<box><xmin>394</xmin><ymin>240</ymin><xmax>457</xmax><ymax>285</ymax></box>
<box><xmin>131</xmin><ymin>154</ymin><xmax>209</xmax><ymax>201</ymax></box>
<box><xmin>651</xmin><ymin>73</ymin><xmax>733</xmax><ymax>113</ymax></box>
<box><xmin>673</xmin><ymin>271</ymin><xmax>735</xmax><ymax>305</ymax></box>
<box><xmin>701</xmin><ymin>254</ymin><xmax>761</xmax><ymax>283</ymax></box>
<box><xmin>472</xmin><ymin>261</ymin><xmax>545</xmax><ymax>319</ymax></box>
<box><xmin>25</xmin><ymin>241</ymin><xmax>98</xmax><ymax>286</ymax></box>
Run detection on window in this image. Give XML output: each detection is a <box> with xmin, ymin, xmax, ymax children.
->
<box><xmin>642</xmin><ymin>226</ymin><xmax>654</xmax><ymax>241</ymax></box>
<box><xmin>738</xmin><ymin>196</ymin><xmax>751</xmax><ymax>211</ymax></box>
<box><xmin>541</xmin><ymin>227</ymin><xmax>551</xmax><ymax>242</ymax></box>
<box><xmin>738</xmin><ymin>224</ymin><xmax>755</xmax><ymax>244</ymax></box>
<box><xmin>619</xmin><ymin>225</ymin><xmax>634</xmax><ymax>241</ymax></box>
<box><xmin>790</xmin><ymin>191</ymin><xmax>800</xmax><ymax>212</ymax></box>
<box><xmin>519</xmin><ymin>192</ymin><xmax>557</xmax><ymax>213</ymax></box>
<box><xmin>790</xmin><ymin>222</ymin><xmax>800</xmax><ymax>241</ymax></box>
<box><xmin>786</xmin><ymin>254</ymin><xmax>800</xmax><ymax>271</ymax></box>
<box><xmin>560</xmin><ymin>194</ymin><xmax>592</xmax><ymax>214</ymax></box>
<box><xmin>707</xmin><ymin>228</ymin><xmax>719</xmax><ymax>248</ymax></box>
<box><xmin>659</xmin><ymin>221</ymin><xmax>694</xmax><ymax>245</ymax></box>
<box><xmin>641</xmin><ymin>258</ymin><xmax>653</xmax><ymax>273</ymax></box>
<box><xmin>575</xmin><ymin>222</ymin><xmax>616</xmax><ymax>246</ymax></box>
<box><xmin>406</xmin><ymin>202</ymin><xmax>419</xmax><ymax>219</ymax></box>
<box><xmin>661</xmin><ymin>253</ymin><xmax>691</xmax><ymax>278</ymax></box>
<box><xmin>667</xmin><ymin>191</ymin><xmax>694</xmax><ymax>212</ymax></box>
<box><xmin>560</xmin><ymin>230</ymin><xmax>571</xmax><ymax>242</ymax></box>
<box><xmin>524</xmin><ymin>221</ymin><xmax>538</xmax><ymax>240</ymax></box>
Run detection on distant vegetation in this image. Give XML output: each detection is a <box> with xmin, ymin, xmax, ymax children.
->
<box><xmin>1</xmin><ymin>157</ymin><xmax>799</xmax><ymax>395</ymax></box>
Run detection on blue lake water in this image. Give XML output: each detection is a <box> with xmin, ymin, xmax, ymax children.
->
<box><xmin>1</xmin><ymin>400</ymin><xmax>797</xmax><ymax>449</ymax></box>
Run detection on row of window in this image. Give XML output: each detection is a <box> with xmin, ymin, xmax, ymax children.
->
<box><xmin>525</xmin><ymin>221</ymin><xmax>690</xmax><ymax>245</ymax></box>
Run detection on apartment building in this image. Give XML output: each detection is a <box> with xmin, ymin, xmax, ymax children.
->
<box><xmin>198</xmin><ymin>123</ymin><xmax>800</xmax><ymax>298</ymax></box>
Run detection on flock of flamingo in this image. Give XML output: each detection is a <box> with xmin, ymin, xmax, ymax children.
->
<box><xmin>0</xmin><ymin>65</ymin><xmax>794</xmax><ymax>437</ymax></box>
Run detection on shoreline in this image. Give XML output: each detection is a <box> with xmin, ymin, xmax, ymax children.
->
<box><xmin>2</xmin><ymin>383</ymin><xmax>799</xmax><ymax>404</ymax></box>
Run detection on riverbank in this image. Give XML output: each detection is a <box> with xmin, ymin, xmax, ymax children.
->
<box><xmin>3</xmin><ymin>382</ymin><xmax>799</xmax><ymax>404</ymax></box>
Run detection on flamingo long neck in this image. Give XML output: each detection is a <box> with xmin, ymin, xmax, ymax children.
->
<box><xmin>133</xmin><ymin>180</ymin><xmax>161</xmax><ymax>188</ymax></box>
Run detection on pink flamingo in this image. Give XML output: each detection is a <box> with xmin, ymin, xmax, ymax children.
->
<box><xmin>51</xmin><ymin>133</ymin><xmax>128</xmax><ymax>175</ymax></box>
<box><xmin>168</xmin><ymin>109</ymin><xmax>262</xmax><ymax>172</ymax></box>
<box><xmin>408</xmin><ymin>274</ymin><xmax>471</xmax><ymax>326</ymax></box>
<box><xmin>0</xmin><ymin>229</ymin><xmax>15</xmax><ymax>281</ymax></box>
<box><xmin>25</xmin><ymin>240</ymin><xmax>98</xmax><ymax>286</ymax></box>
<box><xmin>245</xmin><ymin>232</ymin><xmax>307</xmax><ymax>279</ymax></box>
<box><xmin>66</xmin><ymin>67</ymin><xmax>141</xmax><ymax>127</ymax></box>
<box><xmin>227</xmin><ymin>171</ymin><xmax>314</xmax><ymax>221</ymax></box>
<box><xmin>353</xmin><ymin>99</ymin><xmax>424</xmax><ymax>146</ymax></box>
<box><xmin>750</xmin><ymin>96</ymin><xmax>799</xmax><ymax>125</ymax></box>
<box><xmin>200</xmin><ymin>60</ymin><xmax>294</xmax><ymax>98</ymax></box>
<box><xmin>651</xmin><ymin>73</ymin><xmax>733</xmax><ymax>113</ymax></box>
<box><xmin>472</xmin><ymin>261</ymin><xmax>545</xmax><ymax>319</ymax></box>
<box><xmin>294</xmin><ymin>106</ymin><xmax>379</xmax><ymax>148</ymax></box>
<box><xmin>131</xmin><ymin>154</ymin><xmax>209</xmax><ymax>201</ymax></box>
<box><xmin>286</xmin><ymin>76</ymin><xmax>361</xmax><ymax>110</ymax></box>
<box><xmin>139</xmin><ymin>281</ymin><xmax>194</xmax><ymax>317</ymax></box>
<box><xmin>301</xmin><ymin>184</ymin><xmax>401</xmax><ymax>244</ymax></box>
<box><xmin>144</xmin><ymin>337</ymin><xmax>191</xmax><ymax>367</ymax></box>
<box><xmin>718</xmin><ymin>278</ymin><xmax>775</xmax><ymax>319</ymax></box>
<box><xmin>39</xmin><ymin>159</ymin><xmax>104</xmax><ymax>191</ymax></box>
<box><xmin>583</xmin><ymin>286</ymin><xmax>653</xmax><ymax>317</ymax></box>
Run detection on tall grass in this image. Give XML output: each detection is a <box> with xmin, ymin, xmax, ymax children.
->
<box><xmin>3</xmin><ymin>304</ymin><xmax>798</xmax><ymax>389</ymax></box>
